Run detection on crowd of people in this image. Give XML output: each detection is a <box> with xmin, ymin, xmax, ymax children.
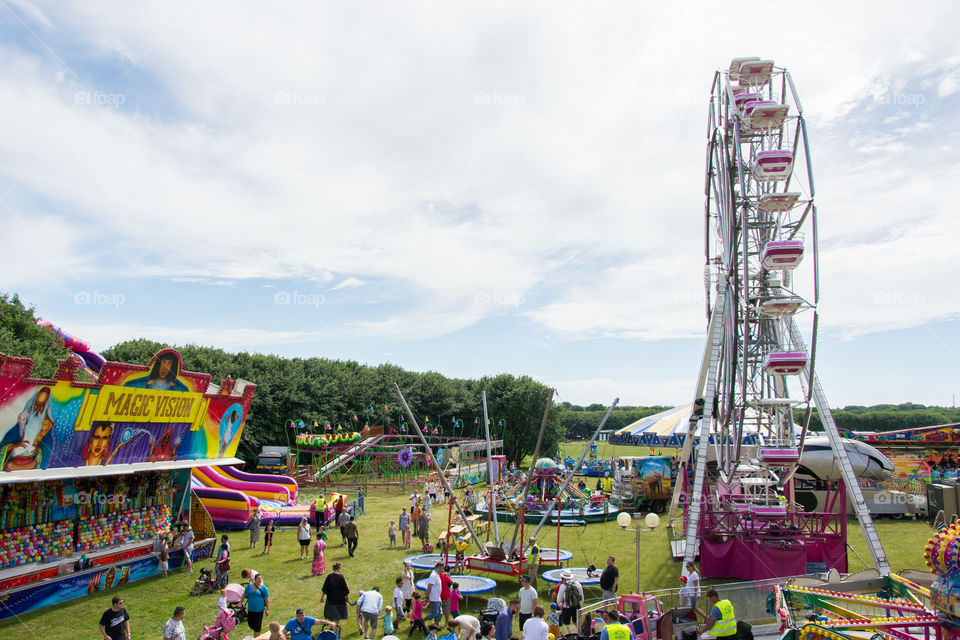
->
<box><xmin>99</xmin><ymin>473</ymin><xmax>723</xmax><ymax>640</ymax></box>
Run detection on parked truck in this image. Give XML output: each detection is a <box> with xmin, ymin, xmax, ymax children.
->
<box><xmin>255</xmin><ymin>445</ymin><xmax>291</xmax><ymax>474</ymax></box>
<box><xmin>611</xmin><ymin>455</ymin><xmax>677</xmax><ymax>513</ymax></box>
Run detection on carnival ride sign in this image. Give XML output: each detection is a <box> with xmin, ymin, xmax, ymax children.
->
<box><xmin>0</xmin><ymin>348</ymin><xmax>255</xmax><ymax>473</ymax></box>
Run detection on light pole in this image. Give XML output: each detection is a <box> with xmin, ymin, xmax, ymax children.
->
<box><xmin>617</xmin><ymin>512</ymin><xmax>661</xmax><ymax>594</ymax></box>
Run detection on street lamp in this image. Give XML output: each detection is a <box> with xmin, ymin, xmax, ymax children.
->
<box><xmin>617</xmin><ymin>511</ymin><xmax>660</xmax><ymax>594</ymax></box>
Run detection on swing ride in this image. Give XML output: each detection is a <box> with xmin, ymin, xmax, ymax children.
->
<box><xmin>391</xmin><ymin>385</ymin><xmax>623</xmax><ymax>580</ymax></box>
<box><xmin>472</xmin><ymin>457</ymin><xmax>619</xmax><ymax>524</ymax></box>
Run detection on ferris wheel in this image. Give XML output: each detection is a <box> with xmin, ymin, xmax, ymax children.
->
<box><xmin>703</xmin><ymin>58</ymin><xmax>816</xmax><ymax>481</ymax></box>
<box><xmin>669</xmin><ymin>57</ymin><xmax>889</xmax><ymax>578</ymax></box>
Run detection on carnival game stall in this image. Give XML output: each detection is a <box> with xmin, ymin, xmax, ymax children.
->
<box><xmin>0</xmin><ymin>347</ymin><xmax>255</xmax><ymax>620</ymax></box>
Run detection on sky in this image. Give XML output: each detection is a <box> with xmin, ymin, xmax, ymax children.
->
<box><xmin>1</xmin><ymin>2</ymin><xmax>958</xmax><ymax>409</ymax></box>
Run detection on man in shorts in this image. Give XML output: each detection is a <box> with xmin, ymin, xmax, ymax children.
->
<box><xmin>357</xmin><ymin>587</ymin><xmax>384</xmax><ymax>640</ymax></box>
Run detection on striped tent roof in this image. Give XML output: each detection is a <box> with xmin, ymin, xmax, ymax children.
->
<box><xmin>610</xmin><ymin>405</ymin><xmax>800</xmax><ymax>448</ymax></box>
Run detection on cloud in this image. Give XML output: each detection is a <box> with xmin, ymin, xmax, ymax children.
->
<box><xmin>330</xmin><ymin>277</ymin><xmax>365</xmax><ymax>291</ymax></box>
<box><xmin>66</xmin><ymin>322</ymin><xmax>330</xmax><ymax>353</ymax></box>
<box><xmin>551</xmin><ymin>377</ymin><xmax>691</xmax><ymax>407</ymax></box>
<box><xmin>0</xmin><ymin>1</ymin><xmax>957</xmax><ymax>351</ymax></box>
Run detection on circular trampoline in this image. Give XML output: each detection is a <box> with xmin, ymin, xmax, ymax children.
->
<box><xmin>541</xmin><ymin>567</ymin><xmax>601</xmax><ymax>585</ymax></box>
<box><xmin>404</xmin><ymin>553</ymin><xmax>457</xmax><ymax>570</ymax></box>
<box><xmin>538</xmin><ymin>548</ymin><xmax>573</xmax><ymax>564</ymax></box>
<box><xmin>415</xmin><ymin>575</ymin><xmax>497</xmax><ymax>594</ymax></box>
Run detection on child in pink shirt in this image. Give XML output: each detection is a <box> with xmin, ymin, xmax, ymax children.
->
<box><xmin>409</xmin><ymin>591</ymin><xmax>427</xmax><ymax>636</ymax></box>
<box><xmin>449</xmin><ymin>583</ymin><xmax>463</xmax><ymax>617</ymax></box>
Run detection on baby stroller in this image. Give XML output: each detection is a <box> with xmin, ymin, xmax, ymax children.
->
<box><xmin>198</xmin><ymin>609</ymin><xmax>237</xmax><ymax>640</ymax></box>
<box><xmin>224</xmin><ymin>583</ymin><xmax>247</xmax><ymax>624</ymax></box>
<box><xmin>480</xmin><ymin>597</ymin><xmax>507</xmax><ymax>626</ymax></box>
<box><xmin>316</xmin><ymin>630</ymin><xmax>340</xmax><ymax>640</ymax></box>
<box><xmin>189</xmin><ymin>568</ymin><xmax>217</xmax><ymax>596</ymax></box>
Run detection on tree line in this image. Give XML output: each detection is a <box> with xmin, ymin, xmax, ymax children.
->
<box><xmin>3</xmin><ymin>293</ymin><xmax>958</xmax><ymax>467</ymax></box>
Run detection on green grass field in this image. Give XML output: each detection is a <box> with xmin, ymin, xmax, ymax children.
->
<box><xmin>0</xmin><ymin>451</ymin><xmax>935</xmax><ymax>639</ymax></box>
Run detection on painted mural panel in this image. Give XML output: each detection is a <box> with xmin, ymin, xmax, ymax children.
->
<box><xmin>0</xmin><ymin>349</ymin><xmax>256</xmax><ymax>472</ymax></box>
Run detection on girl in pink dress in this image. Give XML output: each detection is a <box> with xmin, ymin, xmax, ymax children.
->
<box><xmin>311</xmin><ymin>530</ymin><xmax>327</xmax><ymax>576</ymax></box>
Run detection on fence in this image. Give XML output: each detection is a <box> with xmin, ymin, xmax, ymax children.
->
<box><xmin>577</xmin><ymin>575</ymin><xmax>793</xmax><ymax>633</ymax></box>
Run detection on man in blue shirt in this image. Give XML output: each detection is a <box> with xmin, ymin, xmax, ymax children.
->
<box><xmin>495</xmin><ymin>599</ymin><xmax>520</xmax><ymax>640</ymax></box>
<box><xmin>242</xmin><ymin>573</ymin><xmax>269</xmax><ymax>635</ymax></box>
<box><xmin>285</xmin><ymin>609</ymin><xmax>315</xmax><ymax>640</ymax></box>
<box><xmin>285</xmin><ymin>609</ymin><xmax>337</xmax><ymax>640</ymax></box>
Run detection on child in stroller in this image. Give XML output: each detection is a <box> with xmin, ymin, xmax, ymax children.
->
<box><xmin>198</xmin><ymin>608</ymin><xmax>237</xmax><ymax>640</ymax></box>
<box><xmin>190</xmin><ymin>568</ymin><xmax>217</xmax><ymax>596</ymax></box>
<box><xmin>479</xmin><ymin>597</ymin><xmax>507</xmax><ymax>626</ymax></box>
<box><xmin>224</xmin><ymin>583</ymin><xmax>247</xmax><ymax>624</ymax></box>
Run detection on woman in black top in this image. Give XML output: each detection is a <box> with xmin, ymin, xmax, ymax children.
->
<box><xmin>320</xmin><ymin>562</ymin><xmax>350</xmax><ymax>626</ymax></box>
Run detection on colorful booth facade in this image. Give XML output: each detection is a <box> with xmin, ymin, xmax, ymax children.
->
<box><xmin>0</xmin><ymin>348</ymin><xmax>255</xmax><ymax>620</ymax></box>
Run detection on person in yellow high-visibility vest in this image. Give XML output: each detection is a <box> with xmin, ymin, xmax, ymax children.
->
<box><xmin>526</xmin><ymin>537</ymin><xmax>540</xmax><ymax>587</ymax></box>
<box><xmin>601</xmin><ymin>473</ymin><xmax>613</xmax><ymax>495</ymax></box>
<box><xmin>699</xmin><ymin>589</ymin><xmax>738</xmax><ymax>639</ymax></box>
<box><xmin>599</xmin><ymin>609</ymin><xmax>635</xmax><ymax>640</ymax></box>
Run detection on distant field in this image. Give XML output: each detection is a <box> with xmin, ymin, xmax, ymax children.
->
<box><xmin>557</xmin><ymin>441</ymin><xmax>662</xmax><ymax>459</ymax></box>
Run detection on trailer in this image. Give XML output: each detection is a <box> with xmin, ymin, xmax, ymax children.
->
<box><xmin>611</xmin><ymin>455</ymin><xmax>676</xmax><ymax>513</ymax></box>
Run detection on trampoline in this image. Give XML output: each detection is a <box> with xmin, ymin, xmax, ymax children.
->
<box><xmin>537</xmin><ymin>548</ymin><xmax>573</xmax><ymax>564</ymax></box>
<box><xmin>404</xmin><ymin>553</ymin><xmax>457</xmax><ymax>570</ymax></box>
<box><xmin>415</xmin><ymin>575</ymin><xmax>497</xmax><ymax>594</ymax></box>
<box><xmin>541</xmin><ymin>567</ymin><xmax>601</xmax><ymax>585</ymax></box>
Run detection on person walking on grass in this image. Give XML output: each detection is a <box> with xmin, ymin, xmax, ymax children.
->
<box><xmin>312</xmin><ymin>530</ymin><xmax>327</xmax><ymax>576</ymax></box>
<box><xmin>495</xmin><ymin>599</ymin><xmax>520</xmax><ymax>640</ymax></box>
<box><xmin>345</xmin><ymin>515</ymin><xmax>360</xmax><ymax>557</ymax></box>
<box><xmin>248</xmin><ymin>509</ymin><xmax>262</xmax><ymax>549</ymax></box>
<box><xmin>99</xmin><ymin>595</ymin><xmax>130</xmax><ymax>640</ymax></box>
<box><xmin>439</xmin><ymin>565</ymin><xmax>454</xmax><ymax>625</ymax></box>
<box><xmin>158</xmin><ymin>545</ymin><xmax>169</xmax><ymax>578</ymax></box>
<box><xmin>401</xmin><ymin>560</ymin><xmax>415</xmax><ymax>616</ymax></box>
<box><xmin>339</xmin><ymin>509</ymin><xmax>351</xmax><ymax>546</ymax></box>
<box><xmin>399</xmin><ymin>507</ymin><xmax>412</xmax><ymax>549</ymax></box>
<box><xmin>297</xmin><ymin>517</ymin><xmax>312</xmax><ymax>560</ymax></box>
<box><xmin>321</xmin><ymin>562</ymin><xmax>350</xmax><ymax>631</ymax></box>
<box><xmin>425</xmin><ymin>562</ymin><xmax>444</xmax><ymax>625</ymax></box>
<box><xmin>394</xmin><ymin>577</ymin><xmax>407</xmax><ymax>628</ymax></box>
<box><xmin>243</xmin><ymin>572</ymin><xmax>270</xmax><ymax>635</ymax></box>
<box><xmin>517</xmin><ymin>576</ymin><xmax>538</xmax><ymax>630</ymax></box>
<box><xmin>181</xmin><ymin>524</ymin><xmax>195</xmax><ymax>572</ymax></box>
<box><xmin>557</xmin><ymin>570</ymin><xmax>583</xmax><ymax>630</ymax></box>
<box><xmin>162</xmin><ymin>606</ymin><xmax>186</xmax><ymax>640</ymax></box>
<box><xmin>262</xmin><ymin>519</ymin><xmax>275</xmax><ymax>555</ymax></box>
<box><xmin>520</xmin><ymin>606</ymin><xmax>548</xmax><ymax>640</ymax></box>
<box><xmin>358</xmin><ymin>586</ymin><xmax>384</xmax><ymax>640</ymax></box>
<box><xmin>599</xmin><ymin>556</ymin><xmax>619</xmax><ymax>602</ymax></box>
<box><xmin>407</xmin><ymin>592</ymin><xmax>427</xmax><ymax>637</ymax></box>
